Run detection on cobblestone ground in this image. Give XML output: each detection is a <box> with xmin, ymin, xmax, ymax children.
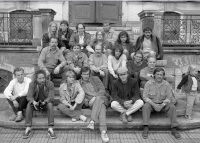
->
<box><xmin>0</xmin><ymin>127</ymin><xmax>200</xmax><ymax>143</ymax></box>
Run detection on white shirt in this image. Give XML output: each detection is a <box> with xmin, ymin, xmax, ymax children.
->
<box><xmin>78</xmin><ymin>33</ymin><xmax>84</xmax><ymax>45</ymax></box>
<box><xmin>143</xmin><ymin>37</ymin><xmax>152</xmax><ymax>53</ymax></box>
<box><xmin>4</xmin><ymin>77</ymin><xmax>32</xmax><ymax>99</ymax></box>
<box><xmin>191</xmin><ymin>77</ymin><xmax>198</xmax><ymax>91</ymax></box>
<box><xmin>108</xmin><ymin>54</ymin><xmax>127</xmax><ymax>76</ymax></box>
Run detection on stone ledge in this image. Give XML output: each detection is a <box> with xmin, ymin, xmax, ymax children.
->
<box><xmin>0</xmin><ymin>45</ymin><xmax>37</xmax><ymax>53</ymax></box>
<box><xmin>0</xmin><ymin>110</ymin><xmax>200</xmax><ymax>130</ymax></box>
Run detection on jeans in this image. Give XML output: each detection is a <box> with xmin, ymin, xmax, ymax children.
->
<box><xmin>25</xmin><ymin>102</ymin><xmax>54</xmax><ymax>127</ymax></box>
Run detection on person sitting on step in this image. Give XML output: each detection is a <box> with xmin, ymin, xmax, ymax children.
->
<box><xmin>79</xmin><ymin>66</ymin><xmax>110</xmax><ymax>143</ymax></box>
<box><xmin>142</xmin><ymin>67</ymin><xmax>181</xmax><ymax>140</ymax></box>
<box><xmin>57</xmin><ymin>70</ymin><xmax>87</xmax><ymax>122</ymax></box>
<box><xmin>65</xmin><ymin>44</ymin><xmax>88</xmax><ymax>80</ymax></box>
<box><xmin>38</xmin><ymin>36</ymin><xmax>68</xmax><ymax>83</ymax></box>
<box><xmin>111</xmin><ymin>66</ymin><xmax>144</xmax><ymax>124</ymax></box>
<box><xmin>23</xmin><ymin>70</ymin><xmax>56</xmax><ymax>139</ymax></box>
<box><xmin>4</xmin><ymin>67</ymin><xmax>31</xmax><ymax>122</ymax></box>
<box><xmin>89</xmin><ymin>44</ymin><xmax>109</xmax><ymax>90</ymax></box>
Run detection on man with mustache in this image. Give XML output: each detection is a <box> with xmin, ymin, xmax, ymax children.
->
<box><xmin>142</xmin><ymin>67</ymin><xmax>181</xmax><ymax>140</ymax></box>
<box><xmin>23</xmin><ymin>70</ymin><xmax>56</xmax><ymax>139</ymax></box>
<box><xmin>38</xmin><ymin>37</ymin><xmax>68</xmax><ymax>83</ymax></box>
<box><xmin>89</xmin><ymin>44</ymin><xmax>109</xmax><ymax>90</ymax></box>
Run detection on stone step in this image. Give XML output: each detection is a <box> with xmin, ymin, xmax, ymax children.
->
<box><xmin>1</xmin><ymin>109</ymin><xmax>200</xmax><ymax>130</ymax></box>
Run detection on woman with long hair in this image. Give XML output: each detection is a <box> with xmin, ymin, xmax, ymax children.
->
<box><xmin>87</xmin><ymin>30</ymin><xmax>113</xmax><ymax>56</ymax></box>
<box><xmin>114</xmin><ymin>31</ymin><xmax>136</xmax><ymax>60</ymax></box>
<box><xmin>42</xmin><ymin>21</ymin><xmax>65</xmax><ymax>52</ymax></box>
<box><xmin>108</xmin><ymin>44</ymin><xmax>127</xmax><ymax>93</ymax></box>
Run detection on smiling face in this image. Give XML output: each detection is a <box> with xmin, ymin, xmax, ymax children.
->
<box><xmin>134</xmin><ymin>53</ymin><xmax>143</xmax><ymax>63</ymax></box>
<box><xmin>147</xmin><ymin>57</ymin><xmax>156</xmax><ymax>69</ymax></box>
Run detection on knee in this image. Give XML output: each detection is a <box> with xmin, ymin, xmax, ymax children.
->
<box><xmin>143</xmin><ymin>102</ymin><xmax>150</xmax><ymax>109</ymax></box>
<box><xmin>111</xmin><ymin>101</ymin><xmax>119</xmax><ymax>108</ymax></box>
<box><xmin>169</xmin><ymin>104</ymin><xmax>176</xmax><ymax>110</ymax></box>
<box><xmin>95</xmin><ymin>96</ymin><xmax>102</xmax><ymax>102</ymax></box>
<box><xmin>47</xmin><ymin>102</ymin><xmax>54</xmax><ymax>109</ymax></box>
<box><xmin>136</xmin><ymin>99</ymin><xmax>144</xmax><ymax>106</ymax></box>
<box><xmin>57</xmin><ymin>104</ymin><xmax>65</xmax><ymax>110</ymax></box>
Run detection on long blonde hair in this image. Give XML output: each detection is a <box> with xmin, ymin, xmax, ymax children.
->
<box><xmin>48</xmin><ymin>21</ymin><xmax>58</xmax><ymax>38</ymax></box>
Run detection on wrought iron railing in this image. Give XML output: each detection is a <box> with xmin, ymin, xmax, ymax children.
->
<box><xmin>0</xmin><ymin>11</ymin><xmax>33</xmax><ymax>45</ymax></box>
<box><xmin>163</xmin><ymin>15</ymin><xmax>200</xmax><ymax>46</ymax></box>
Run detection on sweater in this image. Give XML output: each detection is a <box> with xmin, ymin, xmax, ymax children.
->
<box><xmin>140</xmin><ymin>67</ymin><xmax>156</xmax><ymax>81</ymax></box>
<box><xmin>89</xmin><ymin>53</ymin><xmax>108</xmax><ymax>71</ymax></box>
<box><xmin>127</xmin><ymin>60</ymin><xmax>147</xmax><ymax>77</ymax></box>
<box><xmin>108</xmin><ymin>54</ymin><xmax>127</xmax><ymax>76</ymax></box>
<box><xmin>111</xmin><ymin>77</ymin><xmax>141</xmax><ymax>105</ymax></box>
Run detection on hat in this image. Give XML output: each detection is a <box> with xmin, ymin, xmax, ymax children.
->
<box><xmin>117</xmin><ymin>67</ymin><xmax>128</xmax><ymax>74</ymax></box>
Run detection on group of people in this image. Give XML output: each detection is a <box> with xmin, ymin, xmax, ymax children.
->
<box><xmin>7</xmin><ymin>19</ymin><xmax>200</xmax><ymax>142</ymax></box>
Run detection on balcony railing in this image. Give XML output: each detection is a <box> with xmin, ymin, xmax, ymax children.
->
<box><xmin>163</xmin><ymin>15</ymin><xmax>200</xmax><ymax>46</ymax></box>
<box><xmin>0</xmin><ymin>11</ymin><xmax>33</xmax><ymax>45</ymax></box>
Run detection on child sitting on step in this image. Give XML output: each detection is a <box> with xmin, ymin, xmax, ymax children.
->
<box><xmin>176</xmin><ymin>65</ymin><xmax>200</xmax><ymax>120</ymax></box>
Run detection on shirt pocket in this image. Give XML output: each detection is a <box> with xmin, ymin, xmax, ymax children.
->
<box><xmin>159</xmin><ymin>91</ymin><xmax>166</xmax><ymax>100</ymax></box>
<box><xmin>148</xmin><ymin>91</ymin><xmax>156</xmax><ymax>99</ymax></box>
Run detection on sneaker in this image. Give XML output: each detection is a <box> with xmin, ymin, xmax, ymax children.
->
<box><xmin>22</xmin><ymin>128</ymin><xmax>31</xmax><ymax>139</ymax></box>
<box><xmin>87</xmin><ymin>121</ymin><xmax>94</xmax><ymax>130</ymax></box>
<box><xmin>80</xmin><ymin>115</ymin><xmax>87</xmax><ymax>122</ymax></box>
<box><xmin>101</xmin><ymin>131</ymin><xmax>109</xmax><ymax>143</ymax></box>
<box><xmin>171</xmin><ymin>129</ymin><xmax>181</xmax><ymax>140</ymax></box>
<box><xmin>9</xmin><ymin>114</ymin><xmax>17</xmax><ymax>121</ymax></box>
<box><xmin>48</xmin><ymin>129</ymin><xmax>57</xmax><ymax>139</ymax></box>
<box><xmin>72</xmin><ymin>118</ymin><xmax>78</xmax><ymax>122</ymax></box>
<box><xmin>15</xmin><ymin>114</ymin><xmax>24</xmax><ymax>122</ymax></box>
<box><xmin>127</xmin><ymin>115</ymin><xmax>133</xmax><ymax>122</ymax></box>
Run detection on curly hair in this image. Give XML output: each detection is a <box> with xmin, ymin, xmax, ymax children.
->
<box><xmin>33</xmin><ymin>69</ymin><xmax>46</xmax><ymax>86</ymax></box>
<box><xmin>116</xmin><ymin>31</ymin><xmax>130</xmax><ymax>44</ymax></box>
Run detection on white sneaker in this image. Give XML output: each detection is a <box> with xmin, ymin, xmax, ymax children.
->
<box><xmin>80</xmin><ymin>115</ymin><xmax>87</xmax><ymax>122</ymax></box>
<box><xmin>86</xmin><ymin>121</ymin><xmax>94</xmax><ymax>130</ymax></box>
<box><xmin>101</xmin><ymin>131</ymin><xmax>109</xmax><ymax>142</ymax></box>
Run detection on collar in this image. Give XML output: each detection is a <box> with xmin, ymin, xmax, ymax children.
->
<box><xmin>78</xmin><ymin>32</ymin><xmax>85</xmax><ymax>37</ymax></box>
<box><xmin>48</xmin><ymin>46</ymin><xmax>59</xmax><ymax>53</ymax></box>
<box><xmin>80</xmin><ymin>77</ymin><xmax>91</xmax><ymax>84</ymax></box>
<box><xmin>62</xmin><ymin>82</ymin><xmax>75</xmax><ymax>91</ymax></box>
<box><xmin>150</xmin><ymin>79</ymin><xmax>166</xmax><ymax>86</ymax></box>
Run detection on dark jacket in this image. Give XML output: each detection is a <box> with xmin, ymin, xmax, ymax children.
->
<box><xmin>58</xmin><ymin>28</ymin><xmax>73</xmax><ymax>49</ymax></box>
<box><xmin>26</xmin><ymin>80</ymin><xmax>54</xmax><ymax>104</ymax></box>
<box><xmin>69</xmin><ymin>31</ymin><xmax>91</xmax><ymax>48</ymax></box>
<box><xmin>177</xmin><ymin>74</ymin><xmax>200</xmax><ymax>93</ymax></box>
<box><xmin>114</xmin><ymin>41</ymin><xmax>136</xmax><ymax>60</ymax></box>
<box><xmin>111</xmin><ymin>76</ymin><xmax>141</xmax><ymax>105</ymax></box>
<box><xmin>42</xmin><ymin>33</ymin><xmax>65</xmax><ymax>49</ymax></box>
<box><xmin>135</xmin><ymin>34</ymin><xmax>163</xmax><ymax>60</ymax></box>
<box><xmin>79</xmin><ymin>76</ymin><xmax>109</xmax><ymax>106</ymax></box>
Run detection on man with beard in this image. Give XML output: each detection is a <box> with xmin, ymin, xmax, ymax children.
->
<box><xmin>135</xmin><ymin>27</ymin><xmax>163</xmax><ymax>60</ymax></box>
<box><xmin>140</xmin><ymin>56</ymin><xmax>156</xmax><ymax>88</ymax></box>
<box><xmin>38</xmin><ymin>37</ymin><xmax>68</xmax><ymax>82</ymax></box>
<box><xmin>4</xmin><ymin>67</ymin><xmax>31</xmax><ymax>122</ymax></box>
<box><xmin>23</xmin><ymin>70</ymin><xmax>56</xmax><ymax>139</ymax></box>
<box><xmin>89</xmin><ymin>44</ymin><xmax>109</xmax><ymax>90</ymax></box>
<box><xmin>79</xmin><ymin>66</ymin><xmax>109</xmax><ymax>142</ymax></box>
<box><xmin>111</xmin><ymin>66</ymin><xmax>144</xmax><ymax>124</ymax></box>
<box><xmin>142</xmin><ymin>67</ymin><xmax>181</xmax><ymax>140</ymax></box>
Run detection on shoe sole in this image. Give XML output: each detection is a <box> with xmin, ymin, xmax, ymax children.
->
<box><xmin>48</xmin><ymin>133</ymin><xmax>57</xmax><ymax>139</ymax></box>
